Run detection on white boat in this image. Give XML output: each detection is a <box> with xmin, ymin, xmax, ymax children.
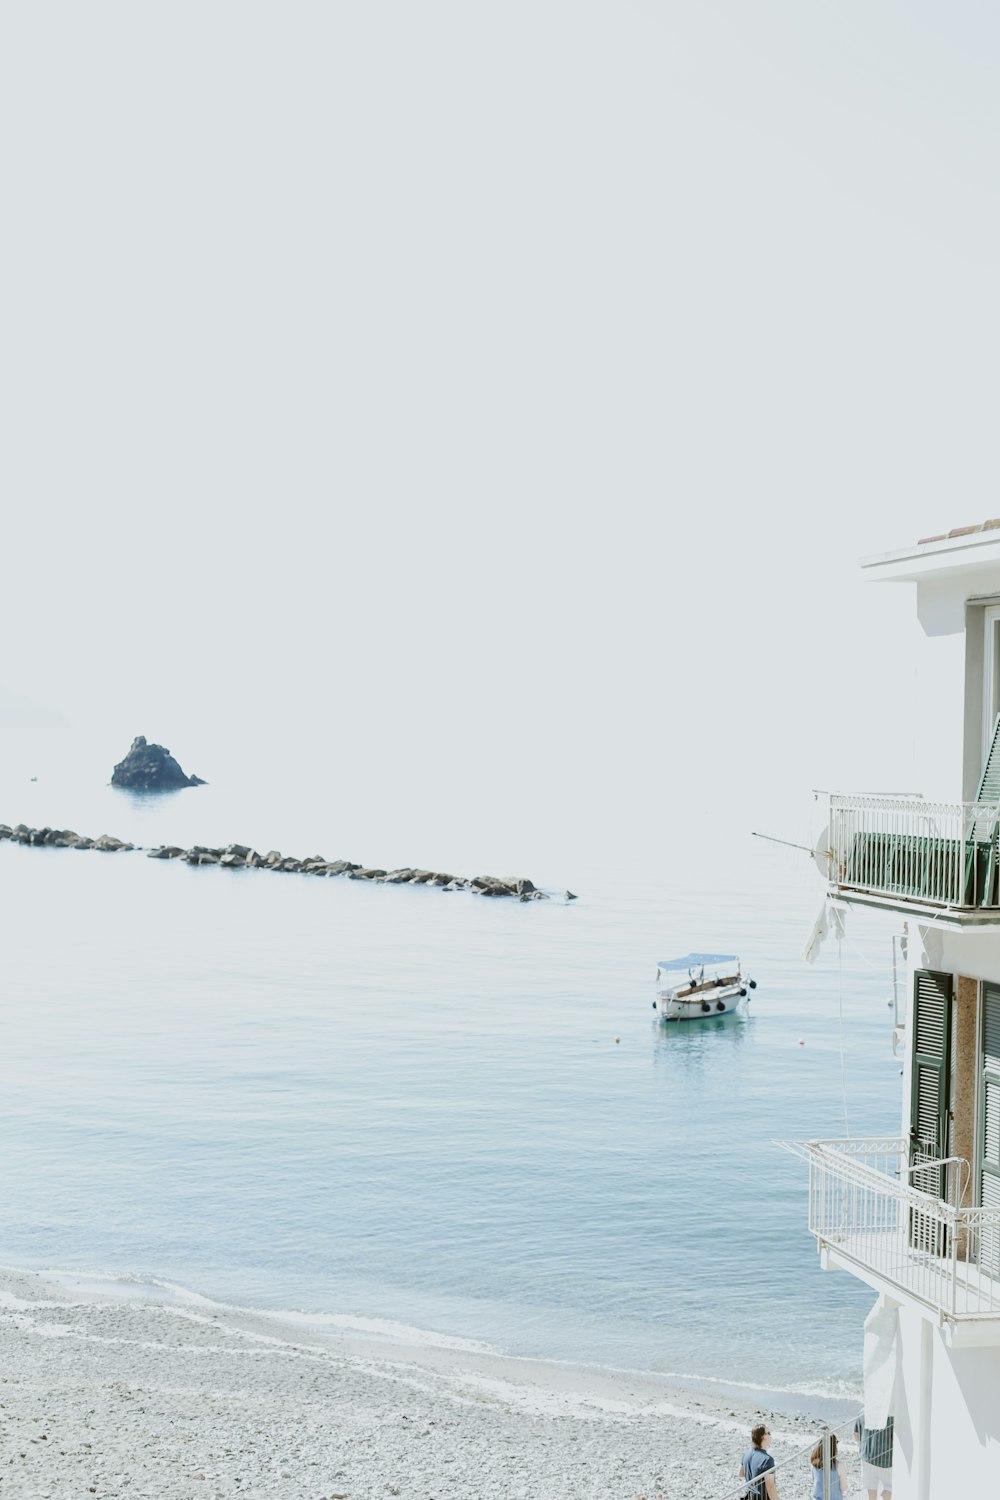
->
<box><xmin>653</xmin><ymin>951</ymin><xmax>755</xmax><ymax>1021</ymax></box>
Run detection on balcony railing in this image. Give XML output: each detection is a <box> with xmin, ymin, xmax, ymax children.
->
<box><xmin>780</xmin><ymin>1137</ymin><xmax>1000</xmax><ymax>1322</ymax></box>
<box><xmin>827</xmin><ymin>794</ymin><xmax>1000</xmax><ymax>911</ymax></box>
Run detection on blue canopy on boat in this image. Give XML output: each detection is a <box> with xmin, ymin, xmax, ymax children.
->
<box><xmin>657</xmin><ymin>952</ymin><xmax>739</xmax><ymax>971</ymax></box>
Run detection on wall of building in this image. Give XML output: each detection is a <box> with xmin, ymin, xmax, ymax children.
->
<box><xmin>891</xmin><ymin>1307</ymin><xmax>1000</xmax><ymax>1499</ymax></box>
<box><xmin>912</xmin><ymin>577</ymin><xmax>967</xmax><ymax>802</ymax></box>
<box><xmin>927</xmin><ymin>1328</ymin><xmax>1000</xmax><ymax>1495</ymax></box>
<box><xmin>963</xmin><ymin>598</ymin><xmax>987</xmax><ymax>801</ymax></box>
<box><xmin>891</xmin><ymin>1305</ymin><xmax>920</xmax><ymax>1500</ymax></box>
<box><xmin>911</xmin><ymin>567</ymin><xmax>1000</xmax><ymax>802</ymax></box>
<box><xmin>909</xmin><ymin>927</ymin><xmax>1000</xmax><ymax>988</ymax></box>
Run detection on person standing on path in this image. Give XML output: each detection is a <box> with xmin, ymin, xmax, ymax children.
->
<box><xmin>854</xmin><ymin>1413</ymin><xmax>893</xmax><ymax>1500</ymax></box>
<box><xmin>808</xmin><ymin>1434</ymin><xmax>845</xmax><ymax>1500</ymax></box>
<box><xmin>739</xmin><ymin>1422</ymin><xmax>777</xmax><ymax>1500</ymax></box>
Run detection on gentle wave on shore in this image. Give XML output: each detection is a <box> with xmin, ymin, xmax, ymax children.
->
<box><xmin>1</xmin><ymin>1263</ymin><xmax>862</xmax><ymax>1418</ymax></box>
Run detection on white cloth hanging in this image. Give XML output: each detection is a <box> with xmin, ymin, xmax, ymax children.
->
<box><xmin>803</xmin><ymin>896</ymin><xmax>845</xmax><ymax>964</ymax></box>
<box><xmin>863</xmin><ymin>1296</ymin><xmax>898</xmax><ymax>1427</ymax></box>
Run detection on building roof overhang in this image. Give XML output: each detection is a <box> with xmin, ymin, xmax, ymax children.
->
<box><xmin>861</xmin><ymin>521</ymin><xmax>1000</xmax><ymax>584</ymax></box>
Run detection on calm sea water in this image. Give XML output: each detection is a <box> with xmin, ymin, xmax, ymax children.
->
<box><xmin>0</xmin><ymin>729</ymin><xmax>901</xmax><ymax>1401</ymax></box>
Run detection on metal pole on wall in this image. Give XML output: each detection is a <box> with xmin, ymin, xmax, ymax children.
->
<box><xmin>917</xmin><ymin>1319</ymin><xmax>933</xmax><ymax>1500</ymax></box>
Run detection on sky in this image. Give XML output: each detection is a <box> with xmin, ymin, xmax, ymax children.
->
<box><xmin>2</xmin><ymin>3</ymin><xmax>999</xmax><ymax>859</ymax></box>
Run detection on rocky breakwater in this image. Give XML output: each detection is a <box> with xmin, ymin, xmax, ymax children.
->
<box><xmin>111</xmin><ymin>736</ymin><xmax>205</xmax><ymax>790</ymax></box>
<box><xmin>147</xmin><ymin>844</ymin><xmax>552</xmax><ymax>899</ymax></box>
<box><xmin>0</xmin><ymin>824</ymin><xmax>570</xmax><ymax>900</ymax></box>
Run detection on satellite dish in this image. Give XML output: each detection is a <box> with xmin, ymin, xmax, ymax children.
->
<box><xmin>812</xmin><ymin>824</ymin><xmax>834</xmax><ymax>881</ymax></box>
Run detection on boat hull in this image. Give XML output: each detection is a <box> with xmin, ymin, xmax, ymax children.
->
<box><xmin>654</xmin><ymin>982</ymin><xmax>748</xmax><ymax>1021</ymax></box>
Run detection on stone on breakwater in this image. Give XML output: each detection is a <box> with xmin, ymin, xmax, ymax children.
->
<box><xmin>39</xmin><ymin>827</ymin><xmax>98</xmax><ymax>848</ymax></box>
<box><xmin>300</xmin><ymin>856</ymin><xmax>329</xmax><ymax>873</ymax></box>
<box><xmin>111</xmin><ymin>736</ymin><xmax>206</xmax><ymax>790</ymax></box>
<box><xmin>8</xmin><ymin>823</ymin><xmax>136</xmax><ymax>851</ymax></box>
<box><xmin>184</xmin><ymin>847</ymin><xmax>221</xmax><ymax>864</ymax></box>
<box><xmin>471</xmin><ymin>874</ymin><xmax>544</xmax><ymax>898</ymax></box>
<box><xmin>0</xmin><ymin>823</ymin><xmax>121</xmax><ymax>853</ymax></box>
<box><xmin>217</xmin><ymin>844</ymin><xmax>256</xmax><ymax>868</ymax></box>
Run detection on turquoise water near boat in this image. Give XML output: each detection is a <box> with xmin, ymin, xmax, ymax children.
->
<box><xmin>0</xmin><ymin>730</ymin><xmax>901</xmax><ymax>1402</ymax></box>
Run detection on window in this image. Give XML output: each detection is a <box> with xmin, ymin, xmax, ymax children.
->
<box><xmin>982</xmin><ymin>605</ymin><xmax>1000</xmax><ymax>768</ymax></box>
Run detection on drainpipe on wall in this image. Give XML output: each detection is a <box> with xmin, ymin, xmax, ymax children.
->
<box><xmin>916</xmin><ymin>1320</ymin><xmax>933</xmax><ymax>1500</ymax></box>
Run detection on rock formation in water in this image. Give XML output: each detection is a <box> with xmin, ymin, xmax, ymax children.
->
<box><xmin>145</xmin><ymin>846</ymin><xmax>550</xmax><ymax>897</ymax></box>
<box><xmin>111</xmin><ymin>736</ymin><xmax>205</xmax><ymax>790</ymax></box>
<box><xmin>0</xmin><ymin>823</ymin><xmax>561</xmax><ymax>899</ymax></box>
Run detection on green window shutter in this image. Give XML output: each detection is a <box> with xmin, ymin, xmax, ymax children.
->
<box><xmin>978</xmin><ymin>713</ymin><xmax>1000</xmax><ymax>801</ymax></box>
<box><xmin>984</xmin><ymin>983</ymin><xmax>1000</xmax><ymax>1071</ymax></box>
<box><xmin>981</xmin><ymin>986</ymin><xmax>1000</xmax><ymax>1276</ymax></box>
<box><xmin>984</xmin><ymin>1074</ymin><xmax>1000</xmax><ymax>1170</ymax></box>
<box><xmin>909</xmin><ymin>969</ymin><xmax>952</xmax><ymax>1192</ymax></box>
<box><xmin>909</xmin><ymin>969</ymin><xmax>953</xmax><ymax>1254</ymax></box>
<box><xmin>968</xmin><ymin>717</ymin><xmax>1000</xmax><ymax>904</ymax></box>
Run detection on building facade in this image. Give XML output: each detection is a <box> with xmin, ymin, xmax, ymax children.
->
<box><xmin>798</xmin><ymin>520</ymin><xmax>1000</xmax><ymax>1499</ymax></box>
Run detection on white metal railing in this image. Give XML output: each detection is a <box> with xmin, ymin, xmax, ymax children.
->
<box><xmin>668</xmin><ymin>1416</ymin><xmax>863</xmax><ymax>1500</ymax></box>
<box><xmin>779</xmin><ymin>1137</ymin><xmax>1000</xmax><ymax>1320</ymax></box>
<box><xmin>827</xmin><ymin>794</ymin><xmax>1000</xmax><ymax>909</ymax></box>
<box><xmin>678</xmin><ymin>1416</ymin><xmax>861</xmax><ymax>1500</ymax></box>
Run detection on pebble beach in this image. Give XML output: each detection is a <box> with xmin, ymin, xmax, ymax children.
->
<box><xmin>0</xmin><ymin>1267</ymin><xmax>829</xmax><ymax>1500</ymax></box>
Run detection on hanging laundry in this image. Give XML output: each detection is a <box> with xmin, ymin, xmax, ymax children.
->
<box><xmin>804</xmin><ymin>896</ymin><xmax>845</xmax><ymax>963</ymax></box>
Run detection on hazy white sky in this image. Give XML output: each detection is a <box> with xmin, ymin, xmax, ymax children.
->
<box><xmin>2</xmin><ymin>3</ymin><xmax>999</xmax><ymax>851</ymax></box>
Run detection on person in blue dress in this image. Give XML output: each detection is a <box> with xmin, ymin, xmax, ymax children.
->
<box><xmin>809</xmin><ymin>1433</ymin><xmax>844</xmax><ymax>1500</ymax></box>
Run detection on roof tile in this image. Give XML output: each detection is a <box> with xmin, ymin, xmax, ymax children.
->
<box><xmin>918</xmin><ymin>519</ymin><xmax>1000</xmax><ymax>545</ymax></box>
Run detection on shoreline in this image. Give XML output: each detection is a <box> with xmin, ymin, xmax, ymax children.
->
<box><xmin>0</xmin><ymin>1265</ymin><xmax>851</xmax><ymax>1499</ymax></box>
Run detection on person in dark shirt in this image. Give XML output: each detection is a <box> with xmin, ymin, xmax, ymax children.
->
<box><xmin>853</xmin><ymin>1413</ymin><xmax>893</xmax><ymax>1500</ymax></box>
<box><xmin>739</xmin><ymin>1422</ymin><xmax>777</xmax><ymax>1500</ymax></box>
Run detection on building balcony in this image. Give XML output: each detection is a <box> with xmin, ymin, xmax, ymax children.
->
<box><xmin>781</xmin><ymin>1137</ymin><xmax>1000</xmax><ymax>1346</ymax></box>
<box><xmin>824</xmin><ymin>794</ymin><xmax>1000</xmax><ymax>924</ymax></box>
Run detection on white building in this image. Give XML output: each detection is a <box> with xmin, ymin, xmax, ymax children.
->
<box><xmin>796</xmin><ymin>519</ymin><xmax>1000</xmax><ymax>1499</ymax></box>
